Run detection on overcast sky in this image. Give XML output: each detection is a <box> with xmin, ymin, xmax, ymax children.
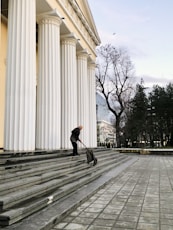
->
<box><xmin>88</xmin><ymin>0</ymin><xmax>173</xmax><ymax>88</ymax></box>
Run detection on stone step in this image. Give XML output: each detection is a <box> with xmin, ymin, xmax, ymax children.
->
<box><xmin>0</xmin><ymin>149</ymin><xmax>109</xmax><ymax>175</ymax></box>
<box><xmin>0</xmin><ymin>151</ymin><xmax>116</xmax><ymax>182</ymax></box>
<box><xmin>0</xmin><ymin>153</ymin><xmax>124</xmax><ymax>195</ymax></box>
<box><xmin>0</xmin><ymin>148</ymin><xmax>107</xmax><ymax>166</ymax></box>
<box><xmin>0</xmin><ymin>153</ymin><xmax>126</xmax><ymax>209</ymax></box>
<box><xmin>0</xmin><ymin>152</ymin><xmax>70</xmax><ymax>166</ymax></box>
<box><xmin>0</xmin><ymin>157</ymin><xmax>84</xmax><ymax>182</ymax></box>
<box><xmin>0</xmin><ymin>163</ymin><xmax>87</xmax><ymax>196</ymax></box>
<box><xmin>0</xmin><ymin>150</ymin><xmax>132</xmax><ymax>227</ymax></box>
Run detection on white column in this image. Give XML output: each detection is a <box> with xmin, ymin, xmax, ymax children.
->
<box><xmin>88</xmin><ymin>62</ymin><xmax>97</xmax><ymax>147</ymax></box>
<box><xmin>36</xmin><ymin>13</ymin><xmax>61</xmax><ymax>150</ymax></box>
<box><xmin>61</xmin><ymin>36</ymin><xmax>77</xmax><ymax>148</ymax></box>
<box><xmin>4</xmin><ymin>0</ymin><xmax>36</xmax><ymax>151</ymax></box>
<box><xmin>77</xmin><ymin>51</ymin><xmax>89</xmax><ymax>146</ymax></box>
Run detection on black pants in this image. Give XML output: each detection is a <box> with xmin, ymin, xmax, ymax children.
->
<box><xmin>71</xmin><ymin>141</ymin><xmax>78</xmax><ymax>156</ymax></box>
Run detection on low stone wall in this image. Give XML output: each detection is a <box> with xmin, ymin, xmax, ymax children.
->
<box><xmin>117</xmin><ymin>148</ymin><xmax>173</xmax><ymax>155</ymax></box>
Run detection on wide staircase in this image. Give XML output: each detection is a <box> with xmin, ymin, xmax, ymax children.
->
<box><xmin>0</xmin><ymin>148</ymin><xmax>137</xmax><ymax>229</ymax></box>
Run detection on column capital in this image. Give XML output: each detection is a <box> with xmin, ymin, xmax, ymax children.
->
<box><xmin>37</xmin><ymin>10</ymin><xmax>62</xmax><ymax>26</ymax></box>
<box><xmin>88</xmin><ymin>61</ymin><xmax>96</xmax><ymax>68</ymax></box>
<box><xmin>61</xmin><ymin>33</ymin><xmax>78</xmax><ymax>45</ymax></box>
<box><xmin>77</xmin><ymin>49</ymin><xmax>89</xmax><ymax>58</ymax></box>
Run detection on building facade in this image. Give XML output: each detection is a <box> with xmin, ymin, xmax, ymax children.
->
<box><xmin>97</xmin><ymin>120</ymin><xmax>116</xmax><ymax>147</ymax></box>
<box><xmin>96</xmin><ymin>92</ymin><xmax>116</xmax><ymax>146</ymax></box>
<box><xmin>0</xmin><ymin>0</ymin><xmax>101</xmax><ymax>151</ymax></box>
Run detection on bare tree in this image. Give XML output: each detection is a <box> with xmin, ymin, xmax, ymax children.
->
<box><xmin>96</xmin><ymin>44</ymin><xmax>135</xmax><ymax>147</ymax></box>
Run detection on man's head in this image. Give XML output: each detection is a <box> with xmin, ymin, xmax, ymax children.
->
<box><xmin>79</xmin><ymin>125</ymin><xmax>83</xmax><ymax>130</ymax></box>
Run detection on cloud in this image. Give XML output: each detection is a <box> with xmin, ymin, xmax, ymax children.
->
<box><xmin>138</xmin><ymin>74</ymin><xmax>173</xmax><ymax>88</ymax></box>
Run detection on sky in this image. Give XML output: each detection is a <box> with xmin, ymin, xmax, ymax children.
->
<box><xmin>88</xmin><ymin>0</ymin><xmax>173</xmax><ymax>89</ymax></box>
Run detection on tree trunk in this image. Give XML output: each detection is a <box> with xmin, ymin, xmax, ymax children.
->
<box><xmin>115</xmin><ymin>116</ymin><xmax>121</xmax><ymax>147</ymax></box>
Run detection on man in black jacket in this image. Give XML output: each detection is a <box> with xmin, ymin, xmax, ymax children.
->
<box><xmin>70</xmin><ymin>126</ymin><xmax>83</xmax><ymax>156</ymax></box>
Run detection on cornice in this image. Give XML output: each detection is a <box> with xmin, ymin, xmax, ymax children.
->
<box><xmin>68</xmin><ymin>0</ymin><xmax>100</xmax><ymax>45</ymax></box>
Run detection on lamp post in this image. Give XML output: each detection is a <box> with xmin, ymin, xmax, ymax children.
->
<box><xmin>147</xmin><ymin>106</ymin><xmax>156</xmax><ymax>147</ymax></box>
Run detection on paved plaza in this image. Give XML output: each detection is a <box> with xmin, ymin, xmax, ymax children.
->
<box><xmin>52</xmin><ymin>155</ymin><xmax>173</xmax><ymax>230</ymax></box>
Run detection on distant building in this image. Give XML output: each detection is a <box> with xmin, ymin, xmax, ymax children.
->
<box><xmin>96</xmin><ymin>92</ymin><xmax>116</xmax><ymax>146</ymax></box>
<box><xmin>97</xmin><ymin>120</ymin><xmax>116</xmax><ymax>146</ymax></box>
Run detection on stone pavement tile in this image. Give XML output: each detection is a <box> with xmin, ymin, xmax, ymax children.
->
<box><xmin>116</xmin><ymin>195</ymin><xmax>130</xmax><ymax>200</ymax></box>
<box><xmin>64</xmin><ymin>223</ymin><xmax>88</xmax><ymax>230</ymax></box>
<box><xmin>160</xmin><ymin>187</ymin><xmax>173</xmax><ymax>193</ymax></box>
<box><xmin>53</xmin><ymin>222</ymin><xmax>67</xmax><ymax>229</ymax></box>
<box><xmin>123</xmin><ymin>205</ymin><xmax>141</xmax><ymax>212</ymax></box>
<box><xmin>138</xmin><ymin>215</ymin><xmax>159</xmax><ymax>224</ymax></box>
<box><xmin>132</xmin><ymin>190</ymin><xmax>146</xmax><ymax>196</ymax></box>
<box><xmin>97</xmin><ymin>212</ymin><xmax>118</xmax><ymax>220</ymax></box>
<box><xmin>137</xmin><ymin>223</ymin><xmax>159</xmax><ymax>230</ymax></box>
<box><xmin>145</xmin><ymin>201</ymin><xmax>159</xmax><ymax>206</ymax></box>
<box><xmin>160</xmin><ymin>193</ymin><xmax>173</xmax><ymax>200</ymax></box>
<box><xmin>117</xmin><ymin>213</ymin><xmax>138</xmax><ymax>222</ymax></box>
<box><xmin>79</xmin><ymin>212</ymin><xmax>98</xmax><ymax>219</ymax></box>
<box><xmin>144</xmin><ymin>196</ymin><xmax>159</xmax><ymax>202</ymax></box>
<box><xmin>160</xmin><ymin>201</ymin><xmax>173</xmax><ymax>208</ymax></box>
<box><xmin>140</xmin><ymin>212</ymin><xmax>159</xmax><ymax>218</ymax></box>
<box><xmin>160</xmin><ymin>213</ymin><xmax>173</xmax><ymax>219</ymax></box>
<box><xmin>144</xmin><ymin>198</ymin><xmax>159</xmax><ymax>205</ymax></box>
<box><xmin>161</xmin><ymin>225</ymin><xmax>173</xmax><ymax>230</ymax></box>
<box><xmin>147</xmin><ymin>188</ymin><xmax>159</xmax><ymax>194</ymax></box>
<box><xmin>71</xmin><ymin>216</ymin><xmax>94</xmax><ymax>225</ymax></box>
<box><xmin>120</xmin><ymin>209</ymin><xmax>140</xmax><ymax>217</ymax></box>
<box><xmin>126</xmin><ymin>200</ymin><xmax>143</xmax><ymax>208</ymax></box>
<box><xmin>102</xmin><ymin>207</ymin><xmax>122</xmax><ymax>215</ymax></box>
<box><xmin>142</xmin><ymin>202</ymin><xmax>159</xmax><ymax>209</ymax></box>
<box><xmin>99</xmin><ymin>195</ymin><xmax>116</xmax><ymax>200</ymax></box>
<box><xmin>160</xmin><ymin>207</ymin><xmax>173</xmax><ymax>215</ymax></box>
<box><xmin>80</xmin><ymin>202</ymin><xmax>92</xmax><ymax>208</ymax></box>
<box><xmin>87</xmin><ymin>226</ymin><xmax>111</xmax><ymax>230</ymax></box>
<box><xmin>69</xmin><ymin>210</ymin><xmax>83</xmax><ymax>217</ymax></box>
<box><xmin>160</xmin><ymin>218</ymin><xmax>173</xmax><ymax>225</ymax></box>
<box><xmin>53</xmin><ymin>216</ymin><xmax>76</xmax><ymax>229</ymax></box>
<box><xmin>106</xmin><ymin>204</ymin><xmax>124</xmax><ymax>210</ymax></box>
<box><xmin>112</xmin><ymin>228</ymin><xmax>134</xmax><ymax>230</ymax></box>
<box><xmin>92</xmin><ymin>199</ymin><xmax>110</xmax><ymax>205</ymax></box>
<box><xmin>89</xmin><ymin>203</ymin><xmax>107</xmax><ymax>209</ymax></box>
<box><xmin>111</xmin><ymin>196</ymin><xmax>128</xmax><ymax>203</ymax></box>
<box><xmin>142</xmin><ymin>207</ymin><xmax>159</xmax><ymax>213</ymax></box>
<box><xmin>83</xmin><ymin>207</ymin><xmax>103</xmax><ymax>213</ymax></box>
<box><xmin>62</xmin><ymin>216</ymin><xmax>74</xmax><ymax>223</ymax></box>
<box><xmin>92</xmin><ymin>218</ymin><xmax>115</xmax><ymax>227</ymax></box>
<box><xmin>128</xmin><ymin>196</ymin><xmax>143</xmax><ymax>203</ymax></box>
<box><xmin>117</xmin><ymin>190</ymin><xmax>131</xmax><ymax>197</ymax></box>
<box><xmin>113</xmin><ymin>220</ymin><xmax>137</xmax><ymax>229</ymax></box>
